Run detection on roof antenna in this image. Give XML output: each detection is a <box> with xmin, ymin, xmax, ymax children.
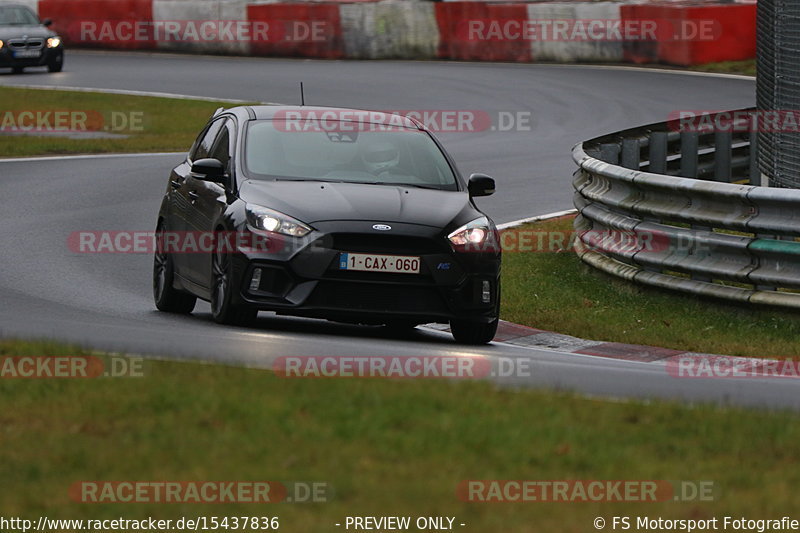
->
<box><xmin>300</xmin><ymin>82</ymin><xmax>305</xmax><ymax>106</ymax></box>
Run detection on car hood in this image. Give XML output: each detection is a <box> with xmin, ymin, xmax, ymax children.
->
<box><xmin>0</xmin><ymin>25</ymin><xmax>54</xmax><ymax>39</ymax></box>
<box><xmin>238</xmin><ymin>180</ymin><xmax>471</xmax><ymax>228</ymax></box>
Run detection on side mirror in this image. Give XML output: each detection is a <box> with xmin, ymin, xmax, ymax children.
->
<box><xmin>468</xmin><ymin>173</ymin><xmax>495</xmax><ymax>197</ymax></box>
<box><xmin>191</xmin><ymin>158</ymin><xmax>226</xmax><ymax>183</ymax></box>
<box><xmin>42</xmin><ymin>18</ymin><xmax>52</xmax><ymax>27</ymax></box>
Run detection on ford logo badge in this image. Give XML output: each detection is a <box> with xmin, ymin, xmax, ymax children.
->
<box><xmin>372</xmin><ymin>224</ymin><xmax>392</xmax><ymax>231</ymax></box>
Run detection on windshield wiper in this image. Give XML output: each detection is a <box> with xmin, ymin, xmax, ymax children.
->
<box><xmin>272</xmin><ymin>178</ymin><xmax>342</xmax><ymax>183</ymax></box>
<box><xmin>397</xmin><ymin>183</ymin><xmax>445</xmax><ymax>190</ymax></box>
<box><xmin>354</xmin><ymin>182</ymin><xmax>444</xmax><ymax>190</ymax></box>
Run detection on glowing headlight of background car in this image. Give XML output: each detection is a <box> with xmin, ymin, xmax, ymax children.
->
<box><xmin>245</xmin><ymin>204</ymin><xmax>312</xmax><ymax>237</ymax></box>
<box><xmin>46</xmin><ymin>37</ymin><xmax>61</xmax><ymax>48</ymax></box>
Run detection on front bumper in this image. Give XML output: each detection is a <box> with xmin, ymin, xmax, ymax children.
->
<box><xmin>229</xmin><ymin>221</ymin><xmax>501</xmax><ymax>324</ymax></box>
<box><xmin>0</xmin><ymin>46</ymin><xmax>61</xmax><ymax>68</ymax></box>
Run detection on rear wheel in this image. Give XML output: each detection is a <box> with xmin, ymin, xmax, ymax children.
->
<box><xmin>210</xmin><ymin>236</ymin><xmax>257</xmax><ymax>326</ymax></box>
<box><xmin>153</xmin><ymin>223</ymin><xmax>196</xmax><ymax>314</ymax></box>
<box><xmin>450</xmin><ymin>317</ymin><xmax>498</xmax><ymax>345</ymax></box>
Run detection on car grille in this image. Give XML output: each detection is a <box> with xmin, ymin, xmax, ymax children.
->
<box><xmin>331</xmin><ymin>233</ymin><xmax>447</xmax><ymax>255</ymax></box>
<box><xmin>8</xmin><ymin>38</ymin><xmax>44</xmax><ymax>50</ymax></box>
<box><xmin>307</xmin><ymin>281</ymin><xmax>449</xmax><ymax>315</ymax></box>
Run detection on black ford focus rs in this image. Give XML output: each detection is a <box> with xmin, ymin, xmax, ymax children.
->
<box><xmin>153</xmin><ymin>105</ymin><xmax>501</xmax><ymax>344</ymax></box>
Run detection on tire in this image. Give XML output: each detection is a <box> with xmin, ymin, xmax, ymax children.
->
<box><xmin>47</xmin><ymin>54</ymin><xmax>63</xmax><ymax>73</ymax></box>
<box><xmin>450</xmin><ymin>317</ymin><xmax>499</xmax><ymax>345</ymax></box>
<box><xmin>153</xmin><ymin>223</ymin><xmax>196</xmax><ymax>314</ymax></box>
<box><xmin>12</xmin><ymin>66</ymin><xmax>23</xmax><ymax>74</ymax></box>
<box><xmin>450</xmin><ymin>279</ymin><xmax>500</xmax><ymax>345</ymax></box>
<box><xmin>210</xmin><ymin>233</ymin><xmax>257</xmax><ymax>326</ymax></box>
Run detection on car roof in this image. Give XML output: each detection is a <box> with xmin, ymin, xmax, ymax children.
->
<box><xmin>224</xmin><ymin>105</ymin><xmax>425</xmax><ymax>131</ymax></box>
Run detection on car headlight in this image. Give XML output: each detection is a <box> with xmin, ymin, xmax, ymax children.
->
<box><xmin>447</xmin><ymin>216</ymin><xmax>498</xmax><ymax>252</ymax></box>
<box><xmin>0</xmin><ymin>40</ymin><xmax>4</xmax><ymax>50</ymax></box>
<box><xmin>246</xmin><ymin>204</ymin><xmax>312</xmax><ymax>237</ymax></box>
<box><xmin>46</xmin><ymin>37</ymin><xmax>61</xmax><ymax>48</ymax></box>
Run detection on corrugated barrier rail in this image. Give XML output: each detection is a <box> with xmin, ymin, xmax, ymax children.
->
<box><xmin>572</xmin><ymin>108</ymin><xmax>800</xmax><ymax>309</ymax></box>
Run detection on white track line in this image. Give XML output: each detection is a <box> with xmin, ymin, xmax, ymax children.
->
<box><xmin>0</xmin><ymin>152</ymin><xmax>184</xmax><ymax>163</ymax></box>
<box><xmin>540</xmin><ymin>63</ymin><xmax>755</xmax><ymax>81</ymax></box>
<box><xmin>57</xmin><ymin>49</ymin><xmax>757</xmax><ymax>81</ymax></box>
<box><xmin>496</xmin><ymin>209</ymin><xmax>577</xmax><ymax>230</ymax></box>
<box><xmin>2</xmin><ymin>83</ymin><xmax>268</xmax><ymax>104</ymax></box>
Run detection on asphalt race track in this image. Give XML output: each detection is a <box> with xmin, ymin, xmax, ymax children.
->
<box><xmin>4</xmin><ymin>51</ymin><xmax>791</xmax><ymax>409</ymax></box>
<box><xmin>0</xmin><ymin>51</ymin><xmax>758</xmax><ymax>221</ymax></box>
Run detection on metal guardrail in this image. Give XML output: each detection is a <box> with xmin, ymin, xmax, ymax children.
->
<box><xmin>572</xmin><ymin>108</ymin><xmax>800</xmax><ymax>310</ymax></box>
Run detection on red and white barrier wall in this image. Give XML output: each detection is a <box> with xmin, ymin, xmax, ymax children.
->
<box><xmin>153</xmin><ymin>1</ymin><xmax>248</xmax><ymax>55</ymax></box>
<box><xmin>621</xmin><ymin>2</ymin><xmax>756</xmax><ymax>65</ymax></box>
<box><xmin>30</xmin><ymin>0</ymin><xmax>756</xmax><ymax>67</ymax></box>
<box><xmin>37</xmin><ymin>0</ymin><xmax>155</xmax><ymax>49</ymax></box>
<box><xmin>340</xmin><ymin>1</ymin><xmax>438</xmax><ymax>59</ymax></box>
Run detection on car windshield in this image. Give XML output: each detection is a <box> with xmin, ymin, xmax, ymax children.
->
<box><xmin>0</xmin><ymin>6</ymin><xmax>40</xmax><ymax>26</ymax></box>
<box><xmin>244</xmin><ymin>119</ymin><xmax>459</xmax><ymax>191</ymax></box>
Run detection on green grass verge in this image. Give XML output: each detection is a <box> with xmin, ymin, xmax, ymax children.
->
<box><xmin>1</xmin><ymin>339</ymin><xmax>799</xmax><ymax>532</ymax></box>
<box><xmin>500</xmin><ymin>216</ymin><xmax>800</xmax><ymax>358</ymax></box>
<box><xmin>689</xmin><ymin>59</ymin><xmax>756</xmax><ymax>77</ymax></box>
<box><xmin>0</xmin><ymin>87</ymin><xmax>256</xmax><ymax>157</ymax></box>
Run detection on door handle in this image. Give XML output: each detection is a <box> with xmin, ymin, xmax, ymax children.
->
<box><xmin>188</xmin><ymin>191</ymin><xmax>200</xmax><ymax>201</ymax></box>
<box><xmin>170</xmin><ymin>180</ymin><xmax>182</xmax><ymax>189</ymax></box>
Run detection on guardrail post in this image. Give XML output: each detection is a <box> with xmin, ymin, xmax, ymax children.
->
<box><xmin>621</xmin><ymin>139</ymin><xmax>640</xmax><ymax>170</ymax></box>
<box><xmin>690</xmin><ymin>126</ymin><xmax>714</xmax><ymax>253</ymax></box>
<box><xmin>648</xmin><ymin>131</ymin><xmax>667</xmax><ymax>174</ymax></box>
<box><xmin>749</xmin><ymin>128</ymin><xmax>761</xmax><ymax>186</ymax></box>
<box><xmin>690</xmin><ymin>261</ymin><xmax>712</xmax><ymax>282</ymax></box>
<box><xmin>599</xmin><ymin>143</ymin><xmax>620</xmax><ymax>165</ymax></box>
<box><xmin>679</xmin><ymin>132</ymin><xmax>699</xmax><ymax>178</ymax></box>
<box><xmin>714</xmin><ymin>131</ymin><xmax>732</xmax><ymax>182</ymax></box>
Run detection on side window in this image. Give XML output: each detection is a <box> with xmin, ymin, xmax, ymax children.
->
<box><xmin>210</xmin><ymin>123</ymin><xmax>233</xmax><ymax>171</ymax></box>
<box><xmin>189</xmin><ymin>119</ymin><xmax>225</xmax><ymax>162</ymax></box>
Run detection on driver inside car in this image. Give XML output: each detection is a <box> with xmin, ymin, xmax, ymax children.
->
<box><xmin>359</xmin><ymin>139</ymin><xmax>415</xmax><ymax>183</ymax></box>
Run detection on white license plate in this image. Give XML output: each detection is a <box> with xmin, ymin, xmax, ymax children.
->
<box><xmin>339</xmin><ymin>253</ymin><xmax>421</xmax><ymax>274</ymax></box>
<box><xmin>13</xmin><ymin>50</ymin><xmax>41</xmax><ymax>58</ymax></box>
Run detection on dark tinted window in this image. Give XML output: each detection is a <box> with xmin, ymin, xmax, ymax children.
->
<box><xmin>210</xmin><ymin>124</ymin><xmax>232</xmax><ymax>170</ymax></box>
<box><xmin>190</xmin><ymin>119</ymin><xmax>224</xmax><ymax>161</ymax></box>
<box><xmin>244</xmin><ymin>121</ymin><xmax>458</xmax><ymax>191</ymax></box>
